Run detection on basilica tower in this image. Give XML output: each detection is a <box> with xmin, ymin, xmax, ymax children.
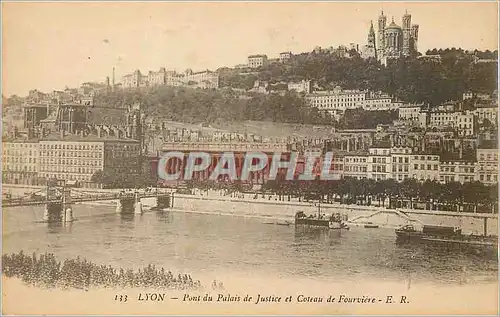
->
<box><xmin>402</xmin><ymin>10</ymin><xmax>412</xmax><ymax>56</ymax></box>
<box><xmin>376</xmin><ymin>11</ymin><xmax>387</xmax><ymax>61</ymax></box>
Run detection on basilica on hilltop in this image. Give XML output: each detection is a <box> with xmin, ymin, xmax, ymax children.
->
<box><xmin>362</xmin><ymin>10</ymin><xmax>419</xmax><ymax>65</ymax></box>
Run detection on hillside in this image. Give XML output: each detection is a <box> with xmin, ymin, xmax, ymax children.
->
<box><xmin>220</xmin><ymin>48</ymin><xmax>498</xmax><ymax>106</ymax></box>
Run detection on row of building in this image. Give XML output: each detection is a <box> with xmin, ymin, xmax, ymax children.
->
<box><xmin>121</xmin><ymin>68</ymin><xmax>220</xmax><ymax>89</ymax></box>
<box><xmin>3</xmin><ymin>136</ymin><xmax>497</xmax><ymax>187</ymax></box>
<box><xmin>2</xmin><ymin>136</ymin><xmax>142</xmax><ymax>188</ymax></box>
<box><xmin>305</xmin><ymin>86</ymin><xmax>403</xmax><ymax>116</ymax></box>
<box><xmin>398</xmin><ymin>103</ymin><xmax>497</xmax><ymax>136</ymax></box>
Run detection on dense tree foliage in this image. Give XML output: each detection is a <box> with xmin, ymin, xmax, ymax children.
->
<box><xmin>91</xmin><ymin>170</ymin><xmax>156</xmax><ymax>189</ymax></box>
<box><xmin>339</xmin><ymin>108</ymin><xmax>398</xmax><ymax>129</ymax></box>
<box><xmin>224</xmin><ymin>48</ymin><xmax>497</xmax><ymax>106</ymax></box>
<box><xmin>95</xmin><ymin>86</ymin><xmax>336</xmax><ymax>126</ymax></box>
<box><xmin>262</xmin><ymin>178</ymin><xmax>498</xmax><ymax>213</ymax></box>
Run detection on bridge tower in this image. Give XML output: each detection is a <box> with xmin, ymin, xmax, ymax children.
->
<box><xmin>62</xmin><ymin>187</ymin><xmax>73</xmax><ymax>222</ymax></box>
<box><xmin>42</xmin><ymin>184</ymin><xmax>73</xmax><ymax>223</ymax></box>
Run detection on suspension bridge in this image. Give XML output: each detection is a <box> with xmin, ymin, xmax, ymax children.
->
<box><xmin>2</xmin><ymin>185</ymin><xmax>173</xmax><ymax>223</ymax></box>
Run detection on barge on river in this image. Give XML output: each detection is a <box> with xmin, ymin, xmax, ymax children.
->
<box><xmin>295</xmin><ymin>203</ymin><xmax>349</xmax><ymax>230</ymax></box>
<box><xmin>395</xmin><ymin>224</ymin><xmax>498</xmax><ymax>250</ymax></box>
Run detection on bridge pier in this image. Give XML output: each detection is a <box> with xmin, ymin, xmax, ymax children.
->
<box><xmin>156</xmin><ymin>195</ymin><xmax>171</xmax><ymax>210</ymax></box>
<box><xmin>43</xmin><ymin>203</ymin><xmax>63</xmax><ymax>222</ymax></box>
<box><xmin>116</xmin><ymin>196</ymin><xmax>135</xmax><ymax>214</ymax></box>
<box><xmin>62</xmin><ymin>187</ymin><xmax>73</xmax><ymax>223</ymax></box>
<box><xmin>42</xmin><ymin>187</ymin><xmax>73</xmax><ymax>223</ymax></box>
<box><xmin>134</xmin><ymin>193</ymin><xmax>143</xmax><ymax>215</ymax></box>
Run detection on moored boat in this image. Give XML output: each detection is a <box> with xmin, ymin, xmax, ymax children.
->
<box><xmin>395</xmin><ymin>224</ymin><xmax>498</xmax><ymax>249</ymax></box>
<box><xmin>295</xmin><ymin>202</ymin><xmax>348</xmax><ymax>230</ymax></box>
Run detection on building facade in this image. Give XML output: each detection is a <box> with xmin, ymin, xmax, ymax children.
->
<box><xmin>247</xmin><ymin>55</ymin><xmax>268</xmax><ymax>68</ymax></box>
<box><xmin>343</xmin><ymin>153</ymin><xmax>369</xmax><ymax>180</ymax></box>
<box><xmin>398</xmin><ymin>105</ymin><xmax>422</xmax><ymax>121</ymax></box>
<box><xmin>122</xmin><ymin>68</ymin><xmax>219</xmax><ymax>89</ymax></box>
<box><xmin>305</xmin><ymin>87</ymin><xmax>366</xmax><ymax>117</ymax></box>
<box><xmin>476</xmin><ymin>148</ymin><xmax>499</xmax><ymax>184</ymax></box>
<box><xmin>411</xmin><ymin>154</ymin><xmax>440</xmax><ymax>181</ymax></box>
<box><xmin>38</xmin><ymin>138</ymin><xmax>141</xmax><ymax>188</ymax></box>
<box><xmin>279</xmin><ymin>52</ymin><xmax>292</xmax><ymax>62</ymax></box>
<box><xmin>2</xmin><ymin>140</ymin><xmax>39</xmax><ymax>185</ymax></box>
<box><xmin>288</xmin><ymin>80</ymin><xmax>312</xmax><ymax>94</ymax></box>
<box><xmin>390</xmin><ymin>147</ymin><xmax>412</xmax><ymax>181</ymax></box>
<box><xmin>368</xmin><ymin>147</ymin><xmax>391</xmax><ymax>181</ymax></box>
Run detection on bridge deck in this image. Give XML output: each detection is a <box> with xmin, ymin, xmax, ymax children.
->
<box><xmin>2</xmin><ymin>193</ymin><xmax>169</xmax><ymax>208</ymax></box>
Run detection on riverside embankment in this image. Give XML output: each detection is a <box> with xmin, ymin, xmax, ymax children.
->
<box><xmin>3</xmin><ymin>184</ymin><xmax>497</xmax><ymax>235</ymax></box>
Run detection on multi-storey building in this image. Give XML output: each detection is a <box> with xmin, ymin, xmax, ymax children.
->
<box><xmin>411</xmin><ymin>154</ymin><xmax>440</xmax><ymax>181</ymax></box>
<box><xmin>343</xmin><ymin>152</ymin><xmax>369</xmax><ymax>180</ymax></box>
<box><xmin>122</xmin><ymin>68</ymin><xmax>219</xmax><ymax>89</ymax></box>
<box><xmin>363</xmin><ymin>93</ymin><xmax>401</xmax><ymax>111</ymax></box>
<box><xmin>182</xmin><ymin>70</ymin><xmax>220</xmax><ymax>89</ymax></box>
<box><xmin>247</xmin><ymin>55</ymin><xmax>268</xmax><ymax>68</ymax></box>
<box><xmin>390</xmin><ymin>147</ymin><xmax>411</xmax><ymax>181</ymax></box>
<box><xmin>428</xmin><ymin>111</ymin><xmax>476</xmax><ymax>136</ymax></box>
<box><xmin>288</xmin><ymin>80</ymin><xmax>312</xmax><ymax>94</ymax></box>
<box><xmin>305</xmin><ymin>87</ymin><xmax>366</xmax><ymax>117</ymax></box>
<box><xmin>439</xmin><ymin>161</ymin><xmax>476</xmax><ymax>184</ymax></box>
<box><xmin>398</xmin><ymin>105</ymin><xmax>421</xmax><ymax>120</ymax></box>
<box><xmin>38</xmin><ymin>136</ymin><xmax>141</xmax><ymax>188</ymax></box>
<box><xmin>476</xmin><ymin>148</ymin><xmax>499</xmax><ymax>184</ymax></box>
<box><xmin>2</xmin><ymin>140</ymin><xmax>39</xmax><ymax>185</ymax></box>
<box><xmin>368</xmin><ymin>147</ymin><xmax>391</xmax><ymax>181</ymax></box>
<box><xmin>279</xmin><ymin>52</ymin><xmax>292</xmax><ymax>63</ymax></box>
<box><xmin>122</xmin><ymin>70</ymin><xmax>148</xmax><ymax>88</ymax></box>
<box><xmin>148</xmin><ymin>68</ymin><xmax>167</xmax><ymax>86</ymax></box>
<box><xmin>456</xmin><ymin>112</ymin><xmax>476</xmax><ymax>136</ymax></box>
<box><xmin>474</xmin><ymin>105</ymin><xmax>498</xmax><ymax>126</ymax></box>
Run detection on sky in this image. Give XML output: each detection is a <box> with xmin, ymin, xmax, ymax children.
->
<box><xmin>2</xmin><ymin>1</ymin><xmax>498</xmax><ymax>97</ymax></box>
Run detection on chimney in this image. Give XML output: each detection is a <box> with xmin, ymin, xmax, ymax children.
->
<box><xmin>97</xmin><ymin>127</ymin><xmax>101</xmax><ymax>139</ymax></box>
<box><xmin>112</xmin><ymin>67</ymin><xmax>115</xmax><ymax>91</ymax></box>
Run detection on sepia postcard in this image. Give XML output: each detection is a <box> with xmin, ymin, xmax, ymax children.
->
<box><xmin>1</xmin><ymin>1</ymin><xmax>499</xmax><ymax>315</ymax></box>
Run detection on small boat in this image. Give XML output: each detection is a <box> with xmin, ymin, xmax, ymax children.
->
<box><xmin>364</xmin><ymin>224</ymin><xmax>379</xmax><ymax>229</ymax></box>
<box><xmin>295</xmin><ymin>202</ymin><xmax>348</xmax><ymax>230</ymax></box>
<box><xmin>276</xmin><ymin>221</ymin><xmax>292</xmax><ymax>226</ymax></box>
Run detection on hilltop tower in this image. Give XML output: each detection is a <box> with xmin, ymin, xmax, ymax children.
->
<box><xmin>376</xmin><ymin>10</ymin><xmax>387</xmax><ymax>61</ymax></box>
<box><xmin>402</xmin><ymin>10</ymin><xmax>412</xmax><ymax>56</ymax></box>
<box><xmin>411</xmin><ymin>24</ymin><xmax>419</xmax><ymax>54</ymax></box>
<box><xmin>362</xmin><ymin>21</ymin><xmax>377</xmax><ymax>59</ymax></box>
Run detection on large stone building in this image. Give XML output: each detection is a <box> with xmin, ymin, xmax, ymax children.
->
<box><xmin>375</xmin><ymin>10</ymin><xmax>419</xmax><ymax>65</ymax></box>
<box><xmin>2</xmin><ymin>140</ymin><xmax>39</xmax><ymax>185</ymax></box>
<box><xmin>122</xmin><ymin>68</ymin><xmax>219</xmax><ymax>89</ymax></box>
<box><xmin>247</xmin><ymin>55</ymin><xmax>268</xmax><ymax>68</ymax></box>
<box><xmin>476</xmin><ymin>148</ymin><xmax>499</xmax><ymax>184</ymax></box>
<box><xmin>38</xmin><ymin>136</ymin><xmax>141</xmax><ymax>188</ymax></box>
<box><xmin>305</xmin><ymin>87</ymin><xmax>400</xmax><ymax>117</ymax></box>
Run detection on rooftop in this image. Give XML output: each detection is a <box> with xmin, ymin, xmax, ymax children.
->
<box><xmin>40</xmin><ymin>133</ymin><xmax>139</xmax><ymax>143</ymax></box>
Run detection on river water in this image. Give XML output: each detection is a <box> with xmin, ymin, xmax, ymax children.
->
<box><xmin>3</xmin><ymin>202</ymin><xmax>497</xmax><ymax>289</ymax></box>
